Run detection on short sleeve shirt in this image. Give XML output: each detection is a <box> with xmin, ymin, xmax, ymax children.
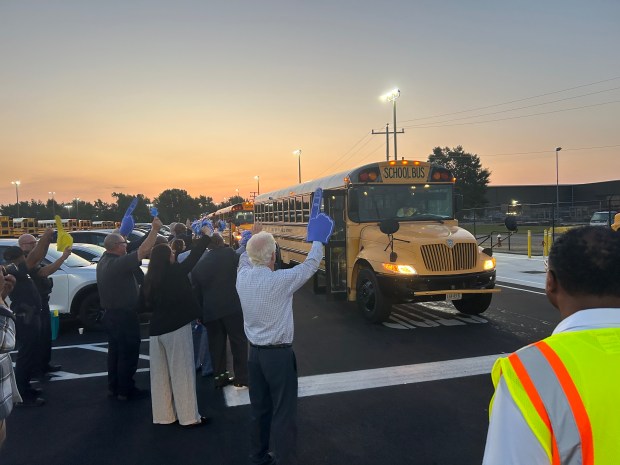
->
<box><xmin>96</xmin><ymin>252</ymin><xmax>141</xmax><ymax>310</ymax></box>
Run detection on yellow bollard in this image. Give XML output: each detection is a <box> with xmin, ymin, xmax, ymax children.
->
<box><xmin>543</xmin><ymin>229</ymin><xmax>548</xmax><ymax>256</ymax></box>
<box><xmin>527</xmin><ymin>230</ymin><xmax>531</xmax><ymax>258</ymax></box>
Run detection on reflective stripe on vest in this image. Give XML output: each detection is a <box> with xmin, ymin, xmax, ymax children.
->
<box><xmin>509</xmin><ymin>340</ymin><xmax>593</xmax><ymax>465</ymax></box>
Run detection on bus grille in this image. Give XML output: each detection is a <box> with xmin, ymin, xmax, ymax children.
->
<box><xmin>420</xmin><ymin>243</ymin><xmax>478</xmax><ymax>272</ymax></box>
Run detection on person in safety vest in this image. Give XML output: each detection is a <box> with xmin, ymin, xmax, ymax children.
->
<box><xmin>482</xmin><ymin>225</ymin><xmax>620</xmax><ymax>465</ymax></box>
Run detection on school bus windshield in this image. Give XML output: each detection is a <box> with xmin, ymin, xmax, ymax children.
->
<box><xmin>348</xmin><ymin>184</ymin><xmax>454</xmax><ymax>222</ymax></box>
<box><xmin>234</xmin><ymin>211</ymin><xmax>254</xmax><ymax>225</ymax></box>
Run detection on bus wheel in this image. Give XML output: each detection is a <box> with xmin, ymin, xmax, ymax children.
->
<box><xmin>356</xmin><ymin>268</ymin><xmax>392</xmax><ymax>323</ymax></box>
<box><xmin>452</xmin><ymin>293</ymin><xmax>492</xmax><ymax>315</ymax></box>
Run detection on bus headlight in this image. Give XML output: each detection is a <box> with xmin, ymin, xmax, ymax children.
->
<box><xmin>382</xmin><ymin>263</ymin><xmax>418</xmax><ymax>275</ymax></box>
<box><xmin>483</xmin><ymin>258</ymin><xmax>496</xmax><ymax>271</ymax></box>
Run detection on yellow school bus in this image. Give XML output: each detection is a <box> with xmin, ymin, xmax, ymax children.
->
<box><xmin>254</xmin><ymin>159</ymin><xmax>498</xmax><ymax>323</ymax></box>
<box><xmin>207</xmin><ymin>202</ymin><xmax>254</xmax><ymax>247</ymax></box>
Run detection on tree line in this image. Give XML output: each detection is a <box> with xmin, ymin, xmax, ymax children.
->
<box><xmin>0</xmin><ymin>189</ymin><xmax>247</xmax><ymax>224</ymax></box>
<box><xmin>1</xmin><ymin>146</ymin><xmax>490</xmax><ymax>222</ymax></box>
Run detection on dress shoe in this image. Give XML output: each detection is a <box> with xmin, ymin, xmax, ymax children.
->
<box><xmin>26</xmin><ymin>386</ymin><xmax>43</xmax><ymax>396</ymax></box>
<box><xmin>182</xmin><ymin>416</ymin><xmax>211</xmax><ymax>428</ymax></box>
<box><xmin>45</xmin><ymin>364</ymin><xmax>62</xmax><ymax>373</ymax></box>
<box><xmin>117</xmin><ymin>388</ymin><xmax>150</xmax><ymax>401</ymax></box>
<box><xmin>214</xmin><ymin>374</ymin><xmax>233</xmax><ymax>388</ymax></box>
<box><xmin>16</xmin><ymin>397</ymin><xmax>45</xmax><ymax>407</ymax></box>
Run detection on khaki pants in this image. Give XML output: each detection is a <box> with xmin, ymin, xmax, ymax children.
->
<box><xmin>149</xmin><ymin>323</ymin><xmax>200</xmax><ymax>426</ymax></box>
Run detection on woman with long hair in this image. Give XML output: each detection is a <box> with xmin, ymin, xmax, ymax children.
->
<box><xmin>141</xmin><ymin>226</ymin><xmax>211</xmax><ymax>427</ymax></box>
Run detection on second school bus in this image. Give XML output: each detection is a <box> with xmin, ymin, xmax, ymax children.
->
<box><xmin>206</xmin><ymin>201</ymin><xmax>254</xmax><ymax>247</ymax></box>
<box><xmin>254</xmin><ymin>159</ymin><xmax>498</xmax><ymax>323</ymax></box>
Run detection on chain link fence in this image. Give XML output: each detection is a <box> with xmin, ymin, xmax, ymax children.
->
<box><xmin>458</xmin><ymin>199</ymin><xmax>620</xmax><ymax>255</ymax></box>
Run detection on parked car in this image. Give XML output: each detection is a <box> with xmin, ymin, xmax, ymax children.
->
<box><xmin>0</xmin><ymin>239</ymin><xmax>102</xmax><ymax>329</ymax></box>
<box><xmin>590</xmin><ymin>211</ymin><xmax>617</xmax><ymax>227</ymax></box>
<box><xmin>70</xmin><ymin>243</ymin><xmax>106</xmax><ymax>263</ymax></box>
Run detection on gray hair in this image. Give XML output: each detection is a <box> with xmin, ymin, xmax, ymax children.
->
<box><xmin>246</xmin><ymin>231</ymin><xmax>276</xmax><ymax>266</ymax></box>
<box><xmin>103</xmin><ymin>233</ymin><xmax>124</xmax><ymax>251</ymax></box>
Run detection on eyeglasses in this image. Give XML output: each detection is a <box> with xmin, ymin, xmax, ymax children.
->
<box><xmin>115</xmin><ymin>241</ymin><xmax>128</xmax><ymax>246</ymax></box>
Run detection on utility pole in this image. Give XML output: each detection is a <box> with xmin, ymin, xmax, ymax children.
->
<box><xmin>373</xmin><ymin>89</ymin><xmax>404</xmax><ymax>161</ymax></box>
<box><xmin>372</xmin><ymin>123</ymin><xmax>403</xmax><ymax>161</ymax></box>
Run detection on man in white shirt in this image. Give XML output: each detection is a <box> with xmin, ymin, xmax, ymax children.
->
<box><xmin>236</xmin><ymin>189</ymin><xmax>334</xmax><ymax>465</ymax></box>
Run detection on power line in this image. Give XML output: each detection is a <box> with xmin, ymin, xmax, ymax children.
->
<box><xmin>401</xmin><ymin>86</ymin><xmax>620</xmax><ymax>128</ymax></box>
<box><xmin>399</xmin><ymin>76</ymin><xmax>620</xmax><ymax>123</ymax></box>
<box><xmin>400</xmin><ymin>100</ymin><xmax>620</xmax><ymax>129</ymax></box>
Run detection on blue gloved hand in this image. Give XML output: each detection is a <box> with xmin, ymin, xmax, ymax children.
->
<box><xmin>201</xmin><ymin>218</ymin><xmax>214</xmax><ymax>237</ymax></box>
<box><xmin>191</xmin><ymin>220</ymin><xmax>201</xmax><ymax>236</ymax></box>
<box><xmin>119</xmin><ymin>197</ymin><xmax>138</xmax><ymax>236</ymax></box>
<box><xmin>149</xmin><ymin>206</ymin><xmax>158</xmax><ymax>217</ymax></box>
<box><xmin>218</xmin><ymin>220</ymin><xmax>227</xmax><ymax>232</ymax></box>
<box><xmin>239</xmin><ymin>230</ymin><xmax>252</xmax><ymax>247</ymax></box>
<box><xmin>305</xmin><ymin>188</ymin><xmax>335</xmax><ymax>244</ymax></box>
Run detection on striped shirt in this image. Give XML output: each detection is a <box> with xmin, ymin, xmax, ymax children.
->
<box><xmin>1</xmin><ymin>304</ymin><xmax>21</xmax><ymax>419</ymax></box>
<box><xmin>236</xmin><ymin>241</ymin><xmax>323</xmax><ymax>346</ymax></box>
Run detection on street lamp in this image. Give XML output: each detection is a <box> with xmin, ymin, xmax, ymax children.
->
<box><xmin>555</xmin><ymin>147</ymin><xmax>562</xmax><ymax>220</ymax></box>
<box><xmin>11</xmin><ymin>180</ymin><xmax>21</xmax><ymax>217</ymax></box>
<box><xmin>49</xmin><ymin>191</ymin><xmax>56</xmax><ymax>217</ymax></box>
<box><xmin>74</xmin><ymin>197</ymin><xmax>80</xmax><ymax>220</ymax></box>
<box><xmin>293</xmin><ymin>149</ymin><xmax>302</xmax><ymax>183</ymax></box>
<box><xmin>254</xmin><ymin>175</ymin><xmax>260</xmax><ymax>195</ymax></box>
<box><xmin>64</xmin><ymin>204</ymin><xmax>73</xmax><ymax>217</ymax></box>
<box><xmin>380</xmin><ymin>88</ymin><xmax>401</xmax><ymax>161</ymax></box>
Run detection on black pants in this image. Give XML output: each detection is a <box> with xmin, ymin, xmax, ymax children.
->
<box><xmin>248</xmin><ymin>345</ymin><xmax>297</xmax><ymax>465</ymax></box>
<box><xmin>102</xmin><ymin>308</ymin><xmax>141</xmax><ymax>396</ymax></box>
<box><xmin>39</xmin><ymin>300</ymin><xmax>52</xmax><ymax>372</ymax></box>
<box><xmin>204</xmin><ymin>312</ymin><xmax>249</xmax><ymax>385</ymax></box>
<box><xmin>15</xmin><ymin>311</ymin><xmax>42</xmax><ymax>399</ymax></box>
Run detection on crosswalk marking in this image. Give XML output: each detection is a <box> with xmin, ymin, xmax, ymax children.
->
<box><xmin>384</xmin><ymin>301</ymin><xmax>488</xmax><ymax>330</ymax></box>
<box><xmin>224</xmin><ymin>353</ymin><xmax>503</xmax><ymax>407</ymax></box>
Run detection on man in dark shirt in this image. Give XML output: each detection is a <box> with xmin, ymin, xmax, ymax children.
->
<box><xmin>4</xmin><ymin>228</ymin><xmax>54</xmax><ymax>406</ymax></box>
<box><xmin>18</xmin><ymin>234</ymin><xmax>72</xmax><ymax>376</ymax></box>
<box><xmin>97</xmin><ymin>217</ymin><xmax>162</xmax><ymax>401</ymax></box>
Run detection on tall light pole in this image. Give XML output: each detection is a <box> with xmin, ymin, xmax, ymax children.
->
<box><xmin>380</xmin><ymin>89</ymin><xmax>403</xmax><ymax>161</ymax></box>
<box><xmin>555</xmin><ymin>147</ymin><xmax>562</xmax><ymax>220</ymax></box>
<box><xmin>74</xmin><ymin>197</ymin><xmax>80</xmax><ymax>220</ymax></box>
<box><xmin>254</xmin><ymin>175</ymin><xmax>260</xmax><ymax>195</ymax></box>
<box><xmin>293</xmin><ymin>149</ymin><xmax>302</xmax><ymax>183</ymax></box>
<box><xmin>11</xmin><ymin>180</ymin><xmax>21</xmax><ymax>217</ymax></box>
<box><xmin>64</xmin><ymin>204</ymin><xmax>73</xmax><ymax>217</ymax></box>
<box><xmin>49</xmin><ymin>191</ymin><xmax>56</xmax><ymax>217</ymax></box>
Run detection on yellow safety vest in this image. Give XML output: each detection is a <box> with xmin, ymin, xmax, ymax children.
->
<box><xmin>490</xmin><ymin>328</ymin><xmax>620</xmax><ymax>465</ymax></box>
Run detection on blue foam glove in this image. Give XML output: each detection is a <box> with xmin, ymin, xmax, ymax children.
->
<box><xmin>191</xmin><ymin>220</ymin><xmax>201</xmax><ymax>236</ymax></box>
<box><xmin>119</xmin><ymin>197</ymin><xmax>138</xmax><ymax>236</ymax></box>
<box><xmin>201</xmin><ymin>218</ymin><xmax>214</xmax><ymax>237</ymax></box>
<box><xmin>305</xmin><ymin>188</ymin><xmax>335</xmax><ymax>244</ymax></box>
<box><xmin>218</xmin><ymin>220</ymin><xmax>227</xmax><ymax>232</ymax></box>
<box><xmin>239</xmin><ymin>230</ymin><xmax>252</xmax><ymax>247</ymax></box>
<box><xmin>149</xmin><ymin>206</ymin><xmax>158</xmax><ymax>217</ymax></box>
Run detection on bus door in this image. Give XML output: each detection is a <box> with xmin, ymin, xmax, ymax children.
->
<box><xmin>324</xmin><ymin>191</ymin><xmax>347</xmax><ymax>298</ymax></box>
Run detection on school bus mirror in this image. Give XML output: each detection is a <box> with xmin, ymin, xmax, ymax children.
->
<box><xmin>379</xmin><ymin>219</ymin><xmax>400</xmax><ymax>235</ymax></box>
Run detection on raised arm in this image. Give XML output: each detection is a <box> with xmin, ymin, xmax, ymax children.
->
<box><xmin>25</xmin><ymin>228</ymin><xmax>54</xmax><ymax>269</ymax></box>
<box><xmin>38</xmin><ymin>247</ymin><xmax>72</xmax><ymax>277</ymax></box>
<box><xmin>137</xmin><ymin>217</ymin><xmax>163</xmax><ymax>261</ymax></box>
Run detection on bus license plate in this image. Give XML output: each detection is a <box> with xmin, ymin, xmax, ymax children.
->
<box><xmin>446</xmin><ymin>293</ymin><xmax>462</xmax><ymax>300</ymax></box>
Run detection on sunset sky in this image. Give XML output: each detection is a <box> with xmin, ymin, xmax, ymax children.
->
<box><xmin>2</xmin><ymin>0</ymin><xmax>619</xmax><ymax>207</ymax></box>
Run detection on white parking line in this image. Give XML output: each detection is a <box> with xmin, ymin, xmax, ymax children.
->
<box><xmin>224</xmin><ymin>353</ymin><xmax>504</xmax><ymax>407</ymax></box>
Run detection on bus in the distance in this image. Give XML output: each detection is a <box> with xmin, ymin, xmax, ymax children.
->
<box><xmin>253</xmin><ymin>159</ymin><xmax>498</xmax><ymax>323</ymax></box>
<box><xmin>207</xmin><ymin>201</ymin><xmax>254</xmax><ymax>247</ymax></box>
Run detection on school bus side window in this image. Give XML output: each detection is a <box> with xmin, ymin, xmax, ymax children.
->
<box><xmin>302</xmin><ymin>195</ymin><xmax>311</xmax><ymax>222</ymax></box>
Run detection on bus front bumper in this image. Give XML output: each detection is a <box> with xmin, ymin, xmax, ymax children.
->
<box><xmin>376</xmin><ymin>270</ymin><xmax>498</xmax><ymax>303</ymax></box>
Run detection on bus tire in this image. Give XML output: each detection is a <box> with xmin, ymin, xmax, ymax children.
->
<box><xmin>79</xmin><ymin>292</ymin><xmax>104</xmax><ymax>331</ymax></box>
<box><xmin>452</xmin><ymin>293</ymin><xmax>492</xmax><ymax>315</ymax></box>
<box><xmin>356</xmin><ymin>268</ymin><xmax>392</xmax><ymax>323</ymax></box>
